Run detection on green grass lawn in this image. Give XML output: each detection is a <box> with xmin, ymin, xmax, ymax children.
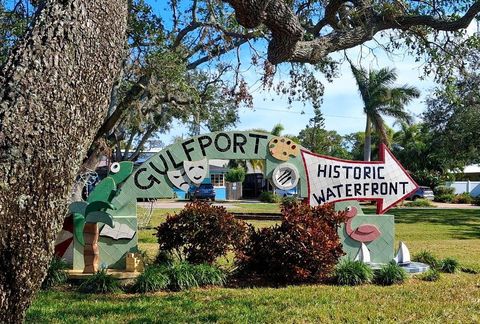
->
<box><xmin>28</xmin><ymin>204</ymin><xmax>480</xmax><ymax>323</ymax></box>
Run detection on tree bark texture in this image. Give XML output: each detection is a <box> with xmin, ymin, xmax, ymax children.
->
<box><xmin>0</xmin><ymin>1</ymin><xmax>128</xmax><ymax>322</ymax></box>
<box><xmin>224</xmin><ymin>0</ymin><xmax>480</xmax><ymax>65</ymax></box>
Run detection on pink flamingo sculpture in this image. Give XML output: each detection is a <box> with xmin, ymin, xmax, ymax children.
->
<box><xmin>345</xmin><ymin>206</ymin><xmax>381</xmax><ymax>243</ymax></box>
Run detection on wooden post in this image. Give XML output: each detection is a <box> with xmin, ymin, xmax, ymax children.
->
<box><xmin>83</xmin><ymin>223</ymin><xmax>99</xmax><ymax>273</ymax></box>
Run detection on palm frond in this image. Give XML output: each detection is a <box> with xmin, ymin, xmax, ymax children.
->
<box><xmin>271</xmin><ymin>123</ymin><xmax>284</xmax><ymax>136</ymax></box>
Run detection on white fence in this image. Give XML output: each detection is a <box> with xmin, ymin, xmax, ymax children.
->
<box><xmin>446</xmin><ymin>181</ymin><xmax>480</xmax><ymax>197</ymax></box>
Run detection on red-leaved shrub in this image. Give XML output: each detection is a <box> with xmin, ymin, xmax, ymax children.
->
<box><xmin>156</xmin><ymin>202</ymin><xmax>247</xmax><ymax>264</ymax></box>
<box><xmin>235</xmin><ymin>201</ymin><xmax>347</xmax><ymax>284</ymax></box>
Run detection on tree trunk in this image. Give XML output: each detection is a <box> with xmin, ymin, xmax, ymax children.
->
<box><xmin>364</xmin><ymin>116</ymin><xmax>372</xmax><ymax>161</ymax></box>
<box><xmin>0</xmin><ymin>1</ymin><xmax>128</xmax><ymax>322</ymax></box>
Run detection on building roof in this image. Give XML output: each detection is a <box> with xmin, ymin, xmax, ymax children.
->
<box><xmin>463</xmin><ymin>164</ymin><xmax>480</xmax><ymax>174</ymax></box>
<box><xmin>209</xmin><ymin>165</ymin><xmax>229</xmax><ymax>173</ymax></box>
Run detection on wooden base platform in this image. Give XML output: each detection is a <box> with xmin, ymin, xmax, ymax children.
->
<box><xmin>66</xmin><ymin>269</ymin><xmax>141</xmax><ymax>280</ymax></box>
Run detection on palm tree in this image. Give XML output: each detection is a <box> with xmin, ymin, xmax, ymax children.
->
<box><xmin>350</xmin><ymin>64</ymin><xmax>420</xmax><ymax>161</ymax></box>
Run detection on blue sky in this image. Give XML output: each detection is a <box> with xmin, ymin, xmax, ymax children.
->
<box><xmin>146</xmin><ymin>1</ymin><xmax>477</xmax><ymax>146</ymax></box>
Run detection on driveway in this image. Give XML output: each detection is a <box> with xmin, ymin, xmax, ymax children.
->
<box><xmin>138</xmin><ymin>200</ymin><xmax>241</xmax><ymax>209</ymax></box>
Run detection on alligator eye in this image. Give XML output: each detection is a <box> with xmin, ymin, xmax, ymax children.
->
<box><xmin>110</xmin><ymin>162</ymin><xmax>120</xmax><ymax>174</ymax></box>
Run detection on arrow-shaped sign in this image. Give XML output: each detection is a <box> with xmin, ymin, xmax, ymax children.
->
<box><xmin>301</xmin><ymin>144</ymin><xmax>418</xmax><ymax>214</ymax></box>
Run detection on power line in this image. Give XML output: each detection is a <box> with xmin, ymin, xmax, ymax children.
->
<box><xmin>242</xmin><ymin>107</ymin><xmax>365</xmax><ymax>120</ymax></box>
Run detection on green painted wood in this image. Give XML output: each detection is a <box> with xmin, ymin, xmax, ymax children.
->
<box><xmin>116</xmin><ymin>131</ymin><xmax>307</xmax><ymax>202</ymax></box>
<box><xmin>71</xmin><ymin>131</ymin><xmax>397</xmax><ymax>269</ymax></box>
<box><xmin>335</xmin><ymin>200</ymin><xmax>394</xmax><ymax>263</ymax></box>
<box><xmin>87</xmin><ymin>177</ymin><xmax>116</xmax><ymax>203</ymax></box>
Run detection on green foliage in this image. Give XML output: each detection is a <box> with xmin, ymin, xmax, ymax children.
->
<box><xmin>132</xmin><ymin>265</ymin><xmax>171</xmax><ymax>293</ymax></box>
<box><xmin>404</xmin><ymin>199</ymin><xmax>434</xmax><ymax>208</ymax></box>
<box><xmin>155</xmin><ymin>250</ymin><xmax>174</xmax><ymax>265</ymax></box>
<box><xmin>189</xmin><ymin>263</ymin><xmax>226</xmax><ymax>287</ymax></box>
<box><xmin>78</xmin><ymin>269</ymin><xmax>121</xmax><ymax>294</ymax></box>
<box><xmin>374</xmin><ymin>262</ymin><xmax>407</xmax><ymax>286</ymax></box>
<box><xmin>411</xmin><ymin>170</ymin><xmax>447</xmax><ymax>190</ymax></box>
<box><xmin>225</xmin><ymin>167</ymin><xmax>246</xmax><ymax>183</ymax></box>
<box><xmin>281</xmin><ymin>196</ymin><xmax>298</xmax><ymax>207</ymax></box>
<box><xmin>474</xmin><ymin>196</ymin><xmax>480</xmax><ymax>206</ymax></box>
<box><xmin>412</xmin><ymin>250</ymin><xmax>439</xmax><ymax>269</ymax></box>
<box><xmin>132</xmin><ymin>262</ymin><xmax>224</xmax><ymax>292</ymax></box>
<box><xmin>0</xmin><ymin>2</ymin><xmax>30</xmax><ymax>65</ymax></box>
<box><xmin>422</xmin><ymin>57</ymin><xmax>480</xmax><ymax>170</ymax></box>
<box><xmin>166</xmin><ymin>262</ymin><xmax>199</xmax><ymax>290</ymax></box>
<box><xmin>236</xmin><ymin>203</ymin><xmax>347</xmax><ymax>284</ymax></box>
<box><xmin>259</xmin><ymin>191</ymin><xmax>280</xmax><ymax>203</ymax></box>
<box><xmin>334</xmin><ymin>259</ymin><xmax>373</xmax><ymax>286</ymax></box>
<box><xmin>419</xmin><ymin>269</ymin><xmax>441</xmax><ymax>282</ymax></box>
<box><xmin>350</xmin><ymin>64</ymin><xmax>419</xmax><ymax>160</ymax></box>
<box><xmin>451</xmin><ymin>193</ymin><xmax>473</xmax><ymax>204</ymax></box>
<box><xmin>167</xmin><ymin>262</ymin><xmax>225</xmax><ymax>291</ymax></box>
<box><xmin>434</xmin><ymin>194</ymin><xmax>455</xmax><ymax>203</ymax></box>
<box><xmin>156</xmin><ymin>202</ymin><xmax>247</xmax><ymax>264</ymax></box>
<box><xmin>298</xmin><ymin>128</ymin><xmax>351</xmax><ymax>159</ymax></box>
<box><xmin>460</xmin><ymin>266</ymin><xmax>480</xmax><ymax>274</ymax></box>
<box><xmin>440</xmin><ymin>258</ymin><xmax>460</xmax><ymax>273</ymax></box>
<box><xmin>41</xmin><ymin>257</ymin><xmax>69</xmax><ymax>290</ymax></box>
<box><xmin>434</xmin><ymin>186</ymin><xmax>455</xmax><ymax>196</ymax></box>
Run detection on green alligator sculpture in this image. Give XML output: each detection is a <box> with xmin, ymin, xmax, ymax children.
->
<box><xmin>68</xmin><ymin>161</ymin><xmax>133</xmax><ymax>273</ymax></box>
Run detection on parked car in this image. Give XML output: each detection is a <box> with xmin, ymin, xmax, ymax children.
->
<box><xmin>408</xmin><ymin>186</ymin><xmax>434</xmax><ymax>200</ymax></box>
<box><xmin>189</xmin><ymin>183</ymin><xmax>216</xmax><ymax>201</ymax></box>
<box><xmin>274</xmin><ymin>187</ymin><xmax>298</xmax><ymax>198</ymax></box>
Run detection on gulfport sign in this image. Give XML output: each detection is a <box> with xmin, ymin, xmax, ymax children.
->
<box><xmin>301</xmin><ymin>144</ymin><xmax>418</xmax><ymax>214</ymax></box>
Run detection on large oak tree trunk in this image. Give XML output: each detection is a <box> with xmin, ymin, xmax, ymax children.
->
<box><xmin>0</xmin><ymin>1</ymin><xmax>127</xmax><ymax>322</ymax></box>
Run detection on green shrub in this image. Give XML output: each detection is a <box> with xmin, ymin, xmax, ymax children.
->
<box><xmin>78</xmin><ymin>269</ymin><xmax>121</xmax><ymax>294</ymax></box>
<box><xmin>374</xmin><ymin>262</ymin><xmax>407</xmax><ymax>285</ymax></box>
<box><xmin>41</xmin><ymin>256</ymin><xmax>69</xmax><ymax>290</ymax></box>
<box><xmin>451</xmin><ymin>193</ymin><xmax>473</xmax><ymax>204</ymax></box>
<box><xmin>133</xmin><ymin>262</ymin><xmax>225</xmax><ymax>292</ymax></box>
<box><xmin>132</xmin><ymin>265</ymin><xmax>170</xmax><ymax>293</ymax></box>
<box><xmin>404</xmin><ymin>199</ymin><xmax>434</xmax><ymax>207</ymax></box>
<box><xmin>236</xmin><ymin>203</ymin><xmax>347</xmax><ymax>284</ymax></box>
<box><xmin>259</xmin><ymin>191</ymin><xmax>280</xmax><ymax>203</ymax></box>
<box><xmin>190</xmin><ymin>263</ymin><xmax>226</xmax><ymax>286</ymax></box>
<box><xmin>440</xmin><ymin>257</ymin><xmax>460</xmax><ymax>273</ymax></box>
<box><xmin>281</xmin><ymin>196</ymin><xmax>298</xmax><ymax>207</ymax></box>
<box><xmin>412</xmin><ymin>250</ymin><xmax>439</xmax><ymax>269</ymax></box>
<box><xmin>334</xmin><ymin>259</ymin><xmax>373</xmax><ymax>286</ymax></box>
<box><xmin>434</xmin><ymin>186</ymin><xmax>455</xmax><ymax>196</ymax></box>
<box><xmin>167</xmin><ymin>262</ymin><xmax>199</xmax><ymax>290</ymax></box>
<box><xmin>474</xmin><ymin>196</ymin><xmax>480</xmax><ymax>206</ymax></box>
<box><xmin>434</xmin><ymin>194</ymin><xmax>455</xmax><ymax>203</ymax></box>
<box><xmin>155</xmin><ymin>250</ymin><xmax>174</xmax><ymax>265</ymax></box>
<box><xmin>166</xmin><ymin>262</ymin><xmax>225</xmax><ymax>290</ymax></box>
<box><xmin>156</xmin><ymin>202</ymin><xmax>247</xmax><ymax>264</ymax></box>
<box><xmin>461</xmin><ymin>266</ymin><xmax>480</xmax><ymax>274</ymax></box>
<box><xmin>225</xmin><ymin>167</ymin><xmax>246</xmax><ymax>183</ymax></box>
<box><xmin>419</xmin><ymin>269</ymin><xmax>441</xmax><ymax>282</ymax></box>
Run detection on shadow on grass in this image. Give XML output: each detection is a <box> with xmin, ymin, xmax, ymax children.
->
<box><xmin>365</xmin><ymin>208</ymin><xmax>480</xmax><ymax>239</ymax></box>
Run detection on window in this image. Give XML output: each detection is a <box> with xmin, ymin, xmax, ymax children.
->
<box><xmin>210</xmin><ymin>174</ymin><xmax>225</xmax><ymax>187</ymax></box>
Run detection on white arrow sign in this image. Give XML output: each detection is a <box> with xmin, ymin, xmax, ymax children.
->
<box><xmin>301</xmin><ymin>144</ymin><xmax>418</xmax><ymax>214</ymax></box>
